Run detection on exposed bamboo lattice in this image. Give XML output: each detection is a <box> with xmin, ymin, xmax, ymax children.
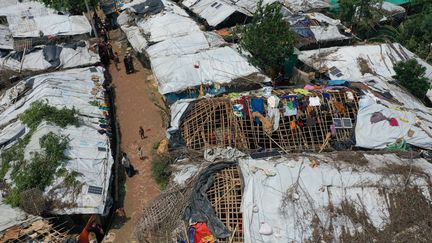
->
<box><xmin>1</xmin><ymin>219</ymin><xmax>72</xmax><ymax>243</ymax></box>
<box><xmin>207</xmin><ymin>165</ymin><xmax>243</xmax><ymax>243</ymax></box>
<box><xmin>181</xmin><ymin>89</ymin><xmax>359</xmax><ymax>152</ymax></box>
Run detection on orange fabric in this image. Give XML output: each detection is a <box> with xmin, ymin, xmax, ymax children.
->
<box><xmin>334</xmin><ymin>102</ymin><xmax>345</xmax><ymax>114</ymax></box>
<box><xmin>193</xmin><ymin>223</ymin><xmax>215</xmax><ymax>243</ymax></box>
<box><xmin>290</xmin><ymin>120</ymin><xmax>296</xmax><ymax>129</ymax></box>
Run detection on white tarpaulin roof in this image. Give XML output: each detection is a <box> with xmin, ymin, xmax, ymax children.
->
<box><xmin>240</xmin><ymin>154</ymin><xmax>432</xmax><ymax>242</ymax></box>
<box><xmin>0</xmin><ymin>25</ymin><xmax>13</xmax><ymax>50</ymax></box>
<box><xmin>0</xmin><ymin>67</ymin><xmax>113</xmax><ymax>215</ymax></box>
<box><xmin>183</xmin><ymin>0</ymin><xmax>247</xmax><ymax>27</ymax></box>
<box><xmin>136</xmin><ymin>10</ymin><xmax>201</xmax><ymax>43</ymax></box>
<box><xmin>299</xmin><ymin>43</ymin><xmax>432</xmax><ymax>103</ymax></box>
<box><xmin>7</xmin><ymin>15</ymin><xmax>91</xmax><ymax>38</ymax></box>
<box><xmin>119</xmin><ymin>23</ymin><xmax>148</xmax><ymax>53</ymax></box>
<box><xmin>151</xmin><ymin>46</ymin><xmax>263</xmax><ymax>94</ymax></box>
<box><xmin>146</xmin><ymin>31</ymin><xmax>225</xmax><ymax>59</ymax></box>
<box><xmin>182</xmin><ymin>0</ymin><xmax>277</xmax><ymax>27</ymax></box>
<box><xmin>0</xmin><ymin>1</ymin><xmax>91</xmax><ymax>38</ymax></box>
<box><xmin>0</xmin><ymin>197</ymin><xmax>40</xmax><ymax>232</ymax></box>
<box><xmin>0</xmin><ymin>42</ymin><xmax>100</xmax><ymax>72</ymax></box>
<box><xmin>283</xmin><ymin>0</ymin><xmax>330</xmax><ymax>12</ymax></box>
<box><xmin>355</xmin><ymin>95</ymin><xmax>432</xmax><ymax>149</ymax></box>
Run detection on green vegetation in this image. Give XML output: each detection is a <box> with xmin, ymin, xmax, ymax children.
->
<box><xmin>6</xmin><ymin>132</ymin><xmax>69</xmax><ymax>207</ymax></box>
<box><xmin>89</xmin><ymin>100</ymin><xmax>100</xmax><ymax>107</ymax></box>
<box><xmin>393</xmin><ymin>59</ymin><xmax>431</xmax><ymax>102</ymax></box>
<box><xmin>237</xmin><ymin>0</ymin><xmax>296</xmax><ymax>78</ymax></box>
<box><xmin>37</xmin><ymin>0</ymin><xmax>99</xmax><ymax>14</ymax></box>
<box><xmin>20</xmin><ymin>101</ymin><xmax>79</xmax><ymax>130</ymax></box>
<box><xmin>150</xmin><ymin>141</ymin><xmax>172</xmax><ymax>190</ymax></box>
<box><xmin>151</xmin><ymin>154</ymin><xmax>172</xmax><ymax>190</ymax></box>
<box><xmin>339</xmin><ymin>0</ymin><xmax>383</xmax><ymax>39</ymax></box>
<box><xmin>377</xmin><ymin>0</ymin><xmax>432</xmax><ymax>63</ymax></box>
<box><xmin>0</xmin><ymin>101</ymin><xmax>80</xmax><ymax>208</ymax></box>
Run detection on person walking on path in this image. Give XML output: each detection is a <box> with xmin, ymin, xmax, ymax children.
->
<box><xmin>138</xmin><ymin>147</ymin><xmax>145</xmax><ymax>160</ymax></box>
<box><xmin>139</xmin><ymin>126</ymin><xmax>145</xmax><ymax>139</ymax></box>
<box><xmin>107</xmin><ymin>42</ymin><xmax>114</xmax><ymax>59</ymax></box>
<box><xmin>122</xmin><ymin>152</ymin><xmax>135</xmax><ymax>177</ymax></box>
<box><xmin>123</xmin><ymin>53</ymin><xmax>130</xmax><ymax>74</ymax></box>
<box><xmin>113</xmin><ymin>52</ymin><xmax>120</xmax><ymax>71</ymax></box>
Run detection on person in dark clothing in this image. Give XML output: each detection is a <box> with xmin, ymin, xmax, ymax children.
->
<box><xmin>122</xmin><ymin>152</ymin><xmax>135</xmax><ymax>177</ymax></box>
<box><xmin>100</xmin><ymin>29</ymin><xmax>108</xmax><ymax>42</ymax></box>
<box><xmin>98</xmin><ymin>41</ymin><xmax>110</xmax><ymax>67</ymax></box>
<box><xmin>139</xmin><ymin>126</ymin><xmax>145</xmax><ymax>139</ymax></box>
<box><xmin>124</xmin><ymin>54</ymin><xmax>130</xmax><ymax>74</ymax></box>
<box><xmin>126</xmin><ymin>52</ymin><xmax>135</xmax><ymax>73</ymax></box>
<box><xmin>107</xmin><ymin>42</ymin><xmax>114</xmax><ymax>59</ymax></box>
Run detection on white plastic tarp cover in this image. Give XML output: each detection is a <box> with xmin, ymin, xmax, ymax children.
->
<box><xmin>0</xmin><ymin>25</ymin><xmax>13</xmax><ymax>50</ymax></box>
<box><xmin>120</xmin><ymin>25</ymin><xmax>148</xmax><ymax>53</ymax></box>
<box><xmin>355</xmin><ymin>95</ymin><xmax>432</xmax><ymax>149</ymax></box>
<box><xmin>0</xmin><ymin>67</ymin><xmax>105</xmax><ymax>129</ymax></box>
<box><xmin>151</xmin><ymin>46</ymin><xmax>261</xmax><ymax>94</ymax></box>
<box><xmin>0</xmin><ymin>198</ymin><xmax>40</xmax><ymax>232</ymax></box>
<box><xmin>187</xmin><ymin>0</ymin><xmax>241</xmax><ymax>27</ymax></box>
<box><xmin>283</xmin><ymin>0</ymin><xmax>330</xmax><ymax>12</ymax></box>
<box><xmin>0</xmin><ymin>66</ymin><xmax>113</xmax><ymax>215</ymax></box>
<box><xmin>0</xmin><ymin>42</ymin><xmax>99</xmax><ymax>72</ymax></box>
<box><xmin>136</xmin><ymin>11</ymin><xmax>201</xmax><ymax>42</ymax></box>
<box><xmin>0</xmin><ymin>1</ymin><xmax>55</xmax><ymax>18</ymax></box>
<box><xmin>146</xmin><ymin>31</ymin><xmax>225</xmax><ymax>58</ymax></box>
<box><xmin>23</xmin><ymin>122</ymin><xmax>113</xmax><ymax>215</ymax></box>
<box><xmin>239</xmin><ymin>155</ymin><xmax>432</xmax><ymax>242</ymax></box>
<box><xmin>7</xmin><ymin>15</ymin><xmax>91</xmax><ymax>38</ymax></box>
<box><xmin>299</xmin><ymin>43</ymin><xmax>432</xmax><ymax>103</ymax></box>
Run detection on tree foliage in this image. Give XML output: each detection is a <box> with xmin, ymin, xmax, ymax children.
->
<box><xmin>393</xmin><ymin>59</ymin><xmax>431</xmax><ymax>102</ymax></box>
<box><xmin>339</xmin><ymin>0</ymin><xmax>383</xmax><ymax>38</ymax></box>
<box><xmin>377</xmin><ymin>0</ymin><xmax>432</xmax><ymax>63</ymax></box>
<box><xmin>38</xmin><ymin>0</ymin><xmax>99</xmax><ymax>14</ymax></box>
<box><xmin>237</xmin><ymin>1</ymin><xmax>296</xmax><ymax>77</ymax></box>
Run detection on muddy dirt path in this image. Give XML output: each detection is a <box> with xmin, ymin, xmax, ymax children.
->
<box><xmin>106</xmin><ymin>30</ymin><xmax>164</xmax><ymax>242</ymax></box>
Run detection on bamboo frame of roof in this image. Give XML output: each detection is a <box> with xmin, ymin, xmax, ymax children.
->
<box><xmin>207</xmin><ymin>165</ymin><xmax>243</xmax><ymax>243</ymax></box>
<box><xmin>180</xmin><ymin>89</ymin><xmax>359</xmax><ymax>152</ymax></box>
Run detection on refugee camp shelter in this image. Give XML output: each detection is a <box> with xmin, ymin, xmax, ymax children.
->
<box><xmin>284</xmin><ymin>0</ymin><xmax>330</xmax><ymax>13</ymax></box>
<box><xmin>282</xmin><ymin>11</ymin><xmax>352</xmax><ymax>49</ymax></box>
<box><xmin>137</xmin><ymin>150</ymin><xmax>432</xmax><ymax>242</ymax></box>
<box><xmin>0</xmin><ymin>41</ymin><xmax>100</xmax><ymax>73</ymax></box>
<box><xmin>0</xmin><ymin>0</ymin><xmax>92</xmax><ymax>51</ymax></box>
<box><xmin>0</xmin><ymin>67</ymin><xmax>114</xmax><ymax>215</ymax></box>
<box><xmin>181</xmin><ymin>0</ymin><xmax>278</xmax><ymax>28</ymax></box>
<box><xmin>298</xmin><ymin>43</ymin><xmax>432</xmax><ymax>103</ymax></box>
<box><xmin>170</xmin><ymin>87</ymin><xmax>359</xmax><ymax>152</ymax></box>
<box><xmin>118</xmin><ymin>0</ymin><xmax>269</xmax><ymax>103</ymax></box>
<box><xmin>237</xmin><ymin>153</ymin><xmax>432</xmax><ymax>242</ymax></box>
